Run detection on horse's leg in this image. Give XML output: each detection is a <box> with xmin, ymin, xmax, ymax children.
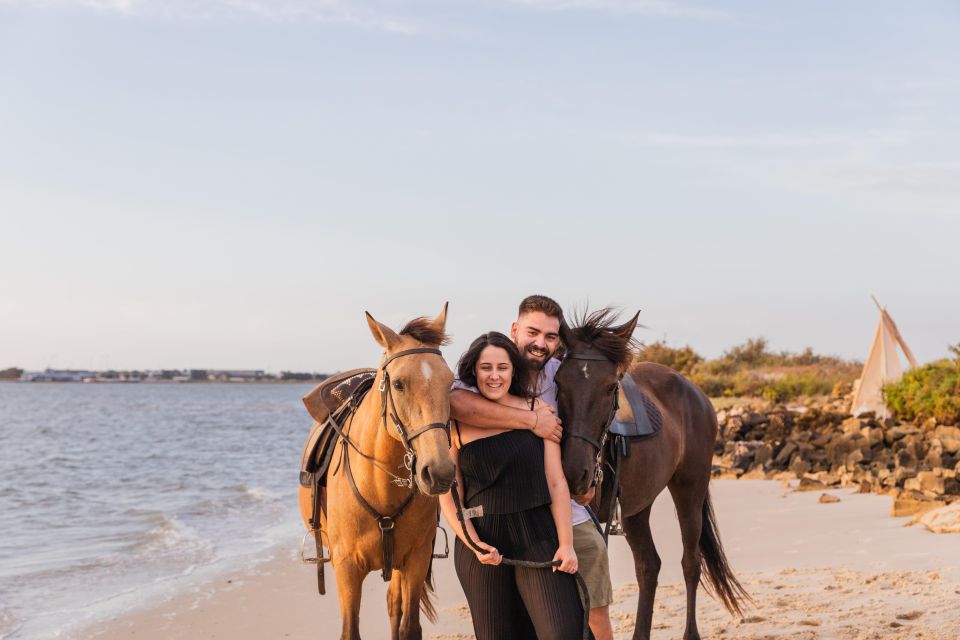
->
<box><xmin>387</xmin><ymin>572</ymin><xmax>403</xmax><ymax>640</ymax></box>
<box><xmin>333</xmin><ymin>558</ymin><xmax>366</xmax><ymax>640</ymax></box>
<box><xmin>668</xmin><ymin>481</ymin><xmax>707</xmax><ymax>640</ymax></box>
<box><xmin>398</xmin><ymin>548</ymin><xmax>433</xmax><ymax>640</ymax></box>
<box><xmin>622</xmin><ymin>505</ymin><xmax>660</xmax><ymax>640</ymax></box>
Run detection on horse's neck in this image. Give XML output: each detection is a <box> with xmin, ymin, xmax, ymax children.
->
<box><xmin>351</xmin><ymin>386</ymin><xmax>406</xmax><ymax>464</ymax></box>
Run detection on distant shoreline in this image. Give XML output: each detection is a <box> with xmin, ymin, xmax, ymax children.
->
<box><xmin>0</xmin><ymin>379</ymin><xmax>319</xmax><ymax>384</ymax></box>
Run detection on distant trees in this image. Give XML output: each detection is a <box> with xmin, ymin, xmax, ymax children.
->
<box><xmin>0</xmin><ymin>367</ymin><xmax>23</xmax><ymax>379</ymax></box>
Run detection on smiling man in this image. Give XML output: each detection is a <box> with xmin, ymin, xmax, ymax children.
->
<box><xmin>450</xmin><ymin>295</ymin><xmax>614</xmax><ymax>640</ymax></box>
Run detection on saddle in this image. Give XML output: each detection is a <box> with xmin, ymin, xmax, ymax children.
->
<box><xmin>298</xmin><ymin>368</ymin><xmax>376</xmax><ymax>595</ymax></box>
<box><xmin>299</xmin><ymin>368</ymin><xmax>376</xmax><ymax>490</ymax></box>
<box><xmin>608</xmin><ymin>373</ymin><xmax>663</xmax><ymax>442</ymax></box>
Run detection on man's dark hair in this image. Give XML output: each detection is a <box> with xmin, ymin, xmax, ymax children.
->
<box><xmin>518</xmin><ymin>294</ymin><xmax>562</xmax><ymax>320</ymax></box>
<box><xmin>457</xmin><ymin>332</ymin><xmax>534</xmax><ymax>399</ymax></box>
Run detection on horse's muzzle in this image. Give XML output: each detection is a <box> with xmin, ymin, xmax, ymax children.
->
<box><xmin>417</xmin><ymin>459</ymin><xmax>455</xmax><ymax>496</ymax></box>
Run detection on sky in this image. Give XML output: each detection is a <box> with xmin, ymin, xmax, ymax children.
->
<box><xmin>1</xmin><ymin>0</ymin><xmax>958</xmax><ymax>372</ymax></box>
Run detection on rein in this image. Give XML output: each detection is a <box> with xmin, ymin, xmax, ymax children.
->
<box><xmin>448</xmin><ymin>478</ymin><xmax>592</xmax><ymax>640</ymax></box>
<box><xmin>333</xmin><ymin>346</ymin><xmax>450</xmax><ymax>582</ymax></box>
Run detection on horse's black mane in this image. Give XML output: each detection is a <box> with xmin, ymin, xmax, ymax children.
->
<box><xmin>568</xmin><ymin>308</ymin><xmax>638</xmax><ymax>369</ymax></box>
<box><xmin>400</xmin><ymin>317</ymin><xmax>451</xmax><ymax>346</ymax></box>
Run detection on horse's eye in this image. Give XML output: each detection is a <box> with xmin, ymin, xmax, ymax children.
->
<box><xmin>393</xmin><ymin>380</ymin><xmax>405</xmax><ymax>392</ymax></box>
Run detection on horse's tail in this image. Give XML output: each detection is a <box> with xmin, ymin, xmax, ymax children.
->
<box><xmin>420</xmin><ymin>560</ymin><xmax>438</xmax><ymax>624</ymax></box>
<box><xmin>699</xmin><ymin>489</ymin><xmax>751</xmax><ymax>617</ymax></box>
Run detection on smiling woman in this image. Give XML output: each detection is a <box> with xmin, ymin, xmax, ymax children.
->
<box><xmin>455</xmin><ymin>332</ymin><xmax>533</xmax><ymax>400</ymax></box>
<box><xmin>439</xmin><ymin>331</ymin><xmax>586</xmax><ymax>640</ymax></box>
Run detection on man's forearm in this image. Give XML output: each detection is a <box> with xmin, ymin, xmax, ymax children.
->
<box><xmin>450</xmin><ymin>389</ymin><xmax>535</xmax><ymax>430</ymax></box>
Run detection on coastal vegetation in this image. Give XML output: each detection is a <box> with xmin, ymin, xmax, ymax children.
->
<box><xmin>883</xmin><ymin>344</ymin><xmax>960</xmax><ymax>424</ymax></box>
<box><xmin>637</xmin><ymin>338</ymin><xmax>861</xmax><ymax>402</ymax></box>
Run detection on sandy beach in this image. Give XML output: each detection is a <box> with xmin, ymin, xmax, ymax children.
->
<box><xmin>81</xmin><ymin>480</ymin><xmax>960</xmax><ymax>640</ymax></box>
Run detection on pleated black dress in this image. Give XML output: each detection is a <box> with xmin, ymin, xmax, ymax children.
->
<box><xmin>454</xmin><ymin>428</ymin><xmax>587</xmax><ymax>640</ymax></box>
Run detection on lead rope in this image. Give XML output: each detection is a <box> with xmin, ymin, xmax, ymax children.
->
<box><xmin>448</xmin><ymin>479</ymin><xmax>592</xmax><ymax>640</ymax></box>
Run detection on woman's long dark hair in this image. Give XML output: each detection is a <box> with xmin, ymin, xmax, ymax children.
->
<box><xmin>457</xmin><ymin>332</ymin><xmax>534</xmax><ymax>399</ymax></box>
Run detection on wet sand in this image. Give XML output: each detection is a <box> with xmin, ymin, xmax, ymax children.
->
<box><xmin>83</xmin><ymin>480</ymin><xmax>960</xmax><ymax>639</ymax></box>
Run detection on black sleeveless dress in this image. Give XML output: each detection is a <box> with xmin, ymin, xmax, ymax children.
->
<box><xmin>453</xmin><ymin>427</ymin><xmax>587</xmax><ymax>640</ymax></box>
<box><xmin>458</xmin><ymin>429</ymin><xmax>558</xmax><ymax>560</ymax></box>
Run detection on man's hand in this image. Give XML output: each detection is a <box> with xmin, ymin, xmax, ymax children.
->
<box><xmin>572</xmin><ymin>485</ymin><xmax>596</xmax><ymax>506</ymax></box>
<box><xmin>532</xmin><ymin>403</ymin><xmax>562</xmax><ymax>443</ymax></box>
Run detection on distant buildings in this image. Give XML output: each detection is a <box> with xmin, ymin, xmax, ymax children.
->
<box><xmin>207</xmin><ymin>370</ymin><xmax>266</xmax><ymax>382</ymax></box>
<box><xmin>21</xmin><ymin>370</ymin><xmax>97</xmax><ymax>382</ymax></box>
<box><xmin>13</xmin><ymin>368</ymin><xmax>325</xmax><ymax>382</ymax></box>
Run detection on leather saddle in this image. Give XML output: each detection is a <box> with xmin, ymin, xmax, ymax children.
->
<box><xmin>609</xmin><ymin>373</ymin><xmax>663</xmax><ymax>440</ymax></box>
<box><xmin>299</xmin><ymin>368</ymin><xmax>376</xmax><ymax>490</ymax></box>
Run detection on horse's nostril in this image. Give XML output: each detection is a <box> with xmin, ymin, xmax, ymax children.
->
<box><xmin>420</xmin><ymin>466</ymin><xmax>433</xmax><ymax>486</ymax></box>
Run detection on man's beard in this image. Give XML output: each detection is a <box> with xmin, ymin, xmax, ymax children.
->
<box><xmin>523</xmin><ymin>344</ymin><xmax>552</xmax><ymax>371</ymax></box>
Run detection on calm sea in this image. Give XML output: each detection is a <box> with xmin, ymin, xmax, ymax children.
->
<box><xmin>0</xmin><ymin>383</ymin><xmax>314</xmax><ymax>639</ymax></box>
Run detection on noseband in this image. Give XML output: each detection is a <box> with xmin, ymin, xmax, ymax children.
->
<box><xmin>563</xmin><ymin>350</ymin><xmax>621</xmax><ymax>485</ymax></box>
<box><xmin>378</xmin><ymin>347</ymin><xmax>451</xmax><ymax>486</ymax></box>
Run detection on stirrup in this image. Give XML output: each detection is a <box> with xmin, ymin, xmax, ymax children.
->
<box><xmin>432</xmin><ymin>527</ymin><xmax>450</xmax><ymax>559</ymax></box>
<box><xmin>300</xmin><ymin>530</ymin><xmax>331</xmax><ymax>565</ymax></box>
<box><xmin>609</xmin><ymin>500</ymin><xmax>625</xmax><ymax>536</ymax></box>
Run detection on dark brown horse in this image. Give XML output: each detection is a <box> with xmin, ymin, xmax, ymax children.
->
<box><xmin>556</xmin><ymin>309</ymin><xmax>749</xmax><ymax>640</ymax></box>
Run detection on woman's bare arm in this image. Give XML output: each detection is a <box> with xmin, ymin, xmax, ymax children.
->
<box><xmin>543</xmin><ymin>439</ymin><xmax>577</xmax><ymax>573</ymax></box>
<box><xmin>438</xmin><ymin>435</ymin><xmax>502</xmax><ymax>565</ymax></box>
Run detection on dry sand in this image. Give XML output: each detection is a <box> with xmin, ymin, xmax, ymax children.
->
<box><xmin>82</xmin><ymin>480</ymin><xmax>960</xmax><ymax>640</ymax></box>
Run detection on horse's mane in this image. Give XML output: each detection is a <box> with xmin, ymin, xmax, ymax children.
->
<box><xmin>568</xmin><ymin>307</ymin><xmax>638</xmax><ymax>369</ymax></box>
<box><xmin>400</xmin><ymin>317</ymin><xmax>451</xmax><ymax>346</ymax></box>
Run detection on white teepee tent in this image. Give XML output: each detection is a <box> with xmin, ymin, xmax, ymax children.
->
<box><xmin>849</xmin><ymin>297</ymin><xmax>918</xmax><ymax>418</ymax></box>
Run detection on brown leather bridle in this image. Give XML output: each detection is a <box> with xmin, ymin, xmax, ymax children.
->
<box><xmin>561</xmin><ymin>350</ymin><xmax>621</xmax><ymax>486</ymax></box>
<box><xmin>377</xmin><ymin>346</ymin><xmax>451</xmax><ymax>484</ymax></box>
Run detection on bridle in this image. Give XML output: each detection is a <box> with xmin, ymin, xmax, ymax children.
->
<box><xmin>374</xmin><ymin>346</ymin><xmax>451</xmax><ymax>488</ymax></box>
<box><xmin>376</xmin><ymin>347</ymin><xmax>450</xmax><ymax>480</ymax></box>
<box><xmin>561</xmin><ymin>350</ymin><xmax>622</xmax><ymax>487</ymax></box>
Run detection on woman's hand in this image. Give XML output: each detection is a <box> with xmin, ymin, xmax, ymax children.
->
<box><xmin>473</xmin><ymin>540</ymin><xmax>502</xmax><ymax>566</ymax></box>
<box><xmin>552</xmin><ymin>544</ymin><xmax>578</xmax><ymax>574</ymax></box>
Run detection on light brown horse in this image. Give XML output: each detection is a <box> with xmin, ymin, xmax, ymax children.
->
<box><xmin>300</xmin><ymin>306</ymin><xmax>456</xmax><ymax>640</ymax></box>
<box><xmin>556</xmin><ymin>309</ymin><xmax>750</xmax><ymax>640</ymax></box>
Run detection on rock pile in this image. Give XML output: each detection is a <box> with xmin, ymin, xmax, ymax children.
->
<box><xmin>713</xmin><ymin>404</ymin><xmax>960</xmax><ymax>520</ymax></box>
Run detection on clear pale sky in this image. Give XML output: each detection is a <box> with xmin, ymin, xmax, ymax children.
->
<box><xmin>2</xmin><ymin>0</ymin><xmax>958</xmax><ymax>372</ymax></box>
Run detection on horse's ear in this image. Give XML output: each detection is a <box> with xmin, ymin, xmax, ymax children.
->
<box><xmin>616</xmin><ymin>311</ymin><xmax>641</xmax><ymax>341</ymax></box>
<box><xmin>365</xmin><ymin>311</ymin><xmax>401</xmax><ymax>350</ymax></box>
<box><xmin>559</xmin><ymin>317</ymin><xmax>576</xmax><ymax>348</ymax></box>
<box><xmin>428</xmin><ymin>302</ymin><xmax>449</xmax><ymax>335</ymax></box>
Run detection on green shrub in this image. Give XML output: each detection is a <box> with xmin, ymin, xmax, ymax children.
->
<box><xmin>884</xmin><ymin>358</ymin><xmax>960</xmax><ymax>424</ymax></box>
<box><xmin>636</xmin><ymin>341</ymin><xmax>703</xmax><ymax>376</ymax></box>
<box><xmin>646</xmin><ymin>337</ymin><xmax>860</xmax><ymax>401</ymax></box>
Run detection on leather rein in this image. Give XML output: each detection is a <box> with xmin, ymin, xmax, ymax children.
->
<box><xmin>334</xmin><ymin>346</ymin><xmax>450</xmax><ymax>582</ymax></box>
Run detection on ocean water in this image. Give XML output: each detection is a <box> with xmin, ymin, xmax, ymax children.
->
<box><xmin>0</xmin><ymin>383</ymin><xmax>314</xmax><ymax>639</ymax></box>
